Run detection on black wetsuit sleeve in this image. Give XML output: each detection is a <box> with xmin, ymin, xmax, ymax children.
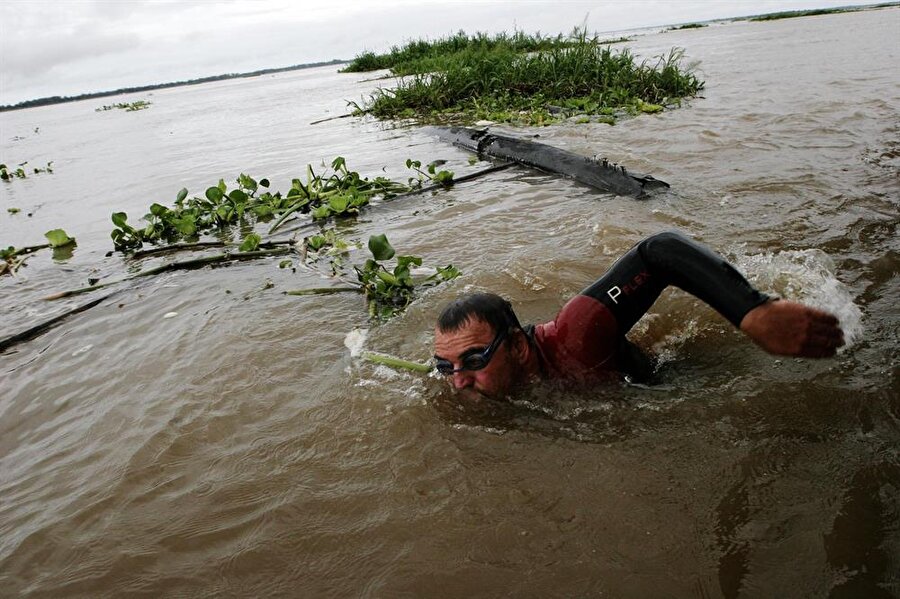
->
<box><xmin>580</xmin><ymin>232</ymin><xmax>770</xmax><ymax>335</ymax></box>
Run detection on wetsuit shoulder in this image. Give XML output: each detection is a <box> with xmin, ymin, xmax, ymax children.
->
<box><xmin>533</xmin><ymin>295</ymin><xmax>621</xmax><ymax>380</ymax></box>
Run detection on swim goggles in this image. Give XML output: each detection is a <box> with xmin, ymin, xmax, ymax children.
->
<box><xmin>434</xmin><ymin>327</ymin><xmax>508</xmax><ymax>375</ymax></box>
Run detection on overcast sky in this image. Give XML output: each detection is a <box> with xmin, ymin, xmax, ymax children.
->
<box><xmin>0</xmin><ymin>0</ymin><xmax>882</xmax><ymax>105</ymax></box>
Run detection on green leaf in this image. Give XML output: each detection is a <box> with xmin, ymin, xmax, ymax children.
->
<box><xmin>111</xmin><ymin>212</ymin><xmax>129</xmax><ymax>228</ymax></box>
<box><xmin>173</xmin><ymin>215</ymin><xmax>197</xmax><ymax>236</ymax></box>
<box><xmin>176</xmin><ymin>188</ymin><xmax>188</xmax><ymax>203</ymax></box>
<box><xmin>279</xmin><ymin>259</ymin><xmax>293</xmax><ymax>269</ymax></box>
<box><xmin>260</xmin><ymin>178</ymin><xmax>270</xmax><ymax>188</ymax></box>
<box><xmin>239</xmin><ymin>233</ymin><xmax>261</xmax><ymax>252</ymax></box>
<box><xmin>434</xmin><ymin>170</ymin><xmax>454</xmax><ymax>186</ymax></box>
<box><xmin>307</xmin><ymin>235</ymin><xmax>327</xmax><ymax>251</ymax></box>
<box><xmin>331</xmin><ymin>156</ymin><xmax>346</xmax><ymax>172</ymax></box>
<box><xmin>238</xmin><ymin>173</ymin><xmax>258</xmax><ymax>193</ymax></box>
<box><xmin>377</xmin><ymin>271</ymin><xmax>399</xmax><ymax>285</ymax></box>
<box><xmin>311</xmin><ymin>205</ymin><xmax>331</xmax><ymax>220</ymax></box>
<box><xmin>206</xmin><ymin>186</ymin><xmax>223</xmax><ymax>202</ymax></box>
<box><xmin>396</xmin><ymin>255</ymin><xmax>423</xmax><ymax>270</ymax></box>
<box><xmin>368</xmin><ymin>234</ymin><xmax>395</xmax><ymax>261</ymax></box>
<box><xmin>229</xmin><ymin>189</ymin><xmax>248</xmax><ymax>203</ymax></box>
<box><xmin>328</xmin><ymin>194</ymin><xmax>350</xmax><ymax>213</ymax></box>
<box><xmin>149</xmin><ymin>203</ymin><xmax>168</xmax><ymax>217</ymax></box>
<box><xmin>44</xmin><ymin>228</ymin><xmax>75</xmax><ymax>248</ymax></box>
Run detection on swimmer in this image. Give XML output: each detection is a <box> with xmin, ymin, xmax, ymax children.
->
<box><xmin>433</xmin><ymin>232</ymin><xmax>845</xmax><ymax>400</ymax></box>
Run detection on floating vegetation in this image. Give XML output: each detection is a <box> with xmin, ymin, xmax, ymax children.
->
<box><xmin>344</xmin><ymin>31</ymin><xmax>635</xmax><ymax>74</ymax></box>
<box><xmin>747</xmin><ymin>7</ymin><xmax>864</xmax><ymax>21</ymax></box>
<box><xmin>110</xmin><ymin>157</ymin><xmax>454</xmax><ymax>251</ymax></box>
<box><xmin>0</xmin><ymin>230</ymin><xmax>73</xmax><ymax>276</ymax></box>
<box><xmin>95</xmin><ymin>100</ymin><xmax>152</xmax><ymax>112</ymax></box>
<box><xmin>286</xmin><ymin>233</ymin><xmax>460</xmax><ymax>320</ymax></box>
<box><xmin>668</xmin><ymin>23</ymin><xmax>707</xmax><ymax>30</ymax></box>
<box><xmin>44</xmin><ymin>229</ymin><xmax>76</xmax><ymax>249</ymax></box>
<box><xmin>350</xmin><ymin>29</ymin><xmax>703</xmax><ymax>126</ymax></box>
<box><xmin>1</xmin><ymin>161</ymin><xmax>53</xmax><ymax>181</ymax></box>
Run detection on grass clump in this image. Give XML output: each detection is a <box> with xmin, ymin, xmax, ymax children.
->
<box><xmin>355</xmin><ymin>30</ymin><xmax>703</xmax><ymax>125</ymax></box>
<box><xmin>342</xmin><ymin>30</ymin><xmax>565</xmax><ymax>74</ymax></box>
<box><xmin>668</xmin><ymin>23</ymin><xmax>707</xmax><ymax>30</ymax></box>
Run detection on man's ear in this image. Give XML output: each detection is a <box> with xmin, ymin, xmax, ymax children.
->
<box><xmin>512</xmin><ymin>329</ymin><xmax>530</xmax><ymax>361</ymax></box>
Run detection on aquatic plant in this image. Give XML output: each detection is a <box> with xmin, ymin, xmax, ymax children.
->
<box><xmin>96</xmin><ymin>100</ymin><xmax>151</xmax><ymax>112</ymax></box>
<box><xmin>342</xmin><ymin>30</ymin><xmax>565</xmax><ymax>74</ymax></box>
<box><xmin>356</xmin><ymin>30</ymin><xmax>703</xmax><ymax>125</ymax></box>
<box><xmin>668</xmin><ymin>23</ymin><xmax>707</xmax><ymax>30</ymax></box>
<box><xmin>1</xmin><ymin>161</ymin><xmax>53</xmax><ymax>181</ymax></box>
<box><xmin>44</xmin><ymin>229</ymin><xmax>75</xmax><ymax>248</ymax></box>
<box><xmin>286</xmin><ymin>233</ymin><xmax>460</xmax><ymax>320</ymax></box>
<box><xmin>0</xmin><ymin>230</ymin><xmax>73</xmax><ymax>276</ymax></box>
<box><xmin>110</xmin><ymin>157</ymin><xmax>454</xmax><ymax>251</ymax></box>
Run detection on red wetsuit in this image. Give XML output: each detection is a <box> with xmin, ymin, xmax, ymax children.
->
<box><xmin>530</xmin><ymin>232</ymin><xmax>771</xmax><ymax>381</ymax></box>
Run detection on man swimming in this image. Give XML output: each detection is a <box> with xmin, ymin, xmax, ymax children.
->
<box><xmin>433</xmin><ymin>232</ymin><xmax>845</xmax><ymax>399</ymax></box>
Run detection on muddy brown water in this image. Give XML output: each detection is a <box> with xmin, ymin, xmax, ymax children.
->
<box><xmin>1</xmin><ymin>8</ymin><xmax>898</xmax><ymax>598</ymax></box>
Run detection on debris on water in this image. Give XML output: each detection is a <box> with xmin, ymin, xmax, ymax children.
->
<box><xmin>163</xmin><ymin>311</ymin><xmax>178</xmax><ymax>319</ymax></box>
<box><xmin>71</xmin><ymin>344</ymin><xmax>93</xmax><ymax>356</ymax></box>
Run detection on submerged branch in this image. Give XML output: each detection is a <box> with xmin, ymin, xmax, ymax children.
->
<box><xmin>45</xmin><ymin>248</ymin><xmax>293</xmax><ymax>300</ymax></box>
<box><xmin>283</xmin><ymin>286</ymin><xmax>361</xmax><ymax>296</ymax></box>
<box><xmin>9</xmin><ymin>243</ymin><xmax>51</xmax><ymax>257</ymax></box>
<box><xmin>0</xmin><ymin>293</ymin><xmax>117</xmax><ymax>353</ymax></box>
<box><xmin>309</xmin><ymin>113</ymin><xmax>353</xmax><ymax>125</ymax></box>
<box><xmin>131</xmin><ymin>240</ymin><xmax>296</xmax><ymax>259</ymax></box>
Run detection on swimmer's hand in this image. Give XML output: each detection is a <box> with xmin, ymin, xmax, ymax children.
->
<box><xmin>740</xmin><ymin>300</ymin><xmax>845</xmax><ymax>358</ymax></box>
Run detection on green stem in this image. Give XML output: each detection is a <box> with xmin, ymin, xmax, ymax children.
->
<box><xmin>361</xmin><ymin>351</ymin><xmax>432</xmax><ymax>373</ymax></box>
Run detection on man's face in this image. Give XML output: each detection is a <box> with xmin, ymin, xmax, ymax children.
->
<box><xmin>433</xmin><ymin>317</ymin><xmax>523</xmax><ymax>400</ymax></box>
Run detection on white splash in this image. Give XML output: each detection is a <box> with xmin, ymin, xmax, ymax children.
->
<box><xmin>735</xmin><ymin>248</ymin><xmax>864</xmax><ymax>347</ymax></box>
<box><xmin>163</xmin><ymin>312</ymin><xmax>178</xmax><ymax>319</ymax></box>
<box><xmin>343</xmin><ymin>328</ymin><xmax>368</xmax><ymax>357</ymax></box>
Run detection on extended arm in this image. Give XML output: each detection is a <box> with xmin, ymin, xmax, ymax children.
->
<box><xmin>580</xmin><ymin>232</ymin><xmax>844</xmax><ymax>357</ymax></box>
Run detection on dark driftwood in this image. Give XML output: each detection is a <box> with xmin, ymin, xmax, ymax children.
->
<box><xmin>46</xmin><ymin>248</ymin><xmax>293</xmax><ymax>300</ymax></box>
<box><xmin>431</xmin><ymin>126</ymin><xmax>669</xmax><ymax>198</ymax></box>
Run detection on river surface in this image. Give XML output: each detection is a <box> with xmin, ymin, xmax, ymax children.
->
<box><xmin>1</xmin><ymin>8</ymin><xmax>898</xmax><ymax>598</ymax></box>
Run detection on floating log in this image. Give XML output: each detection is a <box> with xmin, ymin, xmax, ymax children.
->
<box><xmin>431</xmin><ymin>126</ymin><xmax>669</xmax><ymax>198</ymax></box>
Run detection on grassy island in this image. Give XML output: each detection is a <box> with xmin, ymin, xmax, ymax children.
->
<box><xmin>345</xmin><ymin>29</ymin><xmax>702</xmax><ymax>125</ymax></box>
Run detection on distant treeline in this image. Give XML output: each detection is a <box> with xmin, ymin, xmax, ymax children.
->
<box><xmin>0</xmin><ymin>59</ymin><xmax>347</xmax><ymax>112</ymax></box>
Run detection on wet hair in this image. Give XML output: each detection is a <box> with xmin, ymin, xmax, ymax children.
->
<box><xmin>436</xmin><ymin>292</ymin><xmax>523</xmax><ymax>335</ymax></box>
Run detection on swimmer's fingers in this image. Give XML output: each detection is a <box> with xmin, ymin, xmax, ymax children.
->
<box><xmin>800</xmin><ymin>333</ymin><xmax>842</xmax><ymax>357</ymax></box>
<box><xmin>740</xmin><ymin>299</ymin><xmax>845</xmax><ymax>358</ymax></box>
<box><xmin>809</xmin><ymin>320</ymin><xmax>845</xmax><ymax>346</ymax></box>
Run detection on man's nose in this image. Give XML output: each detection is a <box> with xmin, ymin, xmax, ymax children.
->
<box><xmin>452</xmin><ymin>370</ymin><xmax>474</xmax><ymax>389</ymax></box>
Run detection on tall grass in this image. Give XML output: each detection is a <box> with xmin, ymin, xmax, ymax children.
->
<box><xmin>342</xmin><ymin>30</ymin><xmax>566</xmax><ymax>74</ymax></box>
<box><xmin>359</xmin><ymin>31</ymin><xmax>704</xmax><ymax>124</ymax></box>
